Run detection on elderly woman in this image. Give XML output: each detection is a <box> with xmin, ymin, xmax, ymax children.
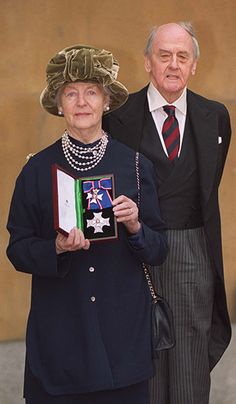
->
<box><xmin>6</xmin><ymin>45</ymin><xmax>167</xmax><ymax>404</ymax></box>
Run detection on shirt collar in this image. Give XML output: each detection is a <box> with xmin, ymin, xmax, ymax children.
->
<box><xmin>147</xmin><ymin>82</ymin><xmax>187</xmax><ymax>115</ymax></box>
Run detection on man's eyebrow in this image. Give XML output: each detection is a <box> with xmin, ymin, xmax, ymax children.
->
<box><xmin>177</xmin><ymin>51</ymin><xmax>190</xmax><ymax>56</ymax></box>
<box><xmin>158</xmin><ymin>49</ymin><xmax>190</xmax><ymax>56</ymax></box>
<box><xmin>158</xmin><ymin>49</ymin><xmax>172</xmax><ymax>53</ymax></box>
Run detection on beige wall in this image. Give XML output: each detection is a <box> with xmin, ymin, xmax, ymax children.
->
<box><xmin>1</xmin><ymin>0</ymin><xmax>235</xmax><ymax>340</ymax></box>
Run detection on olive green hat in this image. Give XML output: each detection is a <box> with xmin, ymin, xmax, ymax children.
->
<box><xmin>40</xmin><ymin>44</ymin><xmax>129</xmax><ymax>116</ymax></box>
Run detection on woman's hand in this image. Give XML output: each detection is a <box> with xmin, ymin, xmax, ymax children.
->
<box><xmin>55</xmin><ymin>227</ymin><xmax>90</xmax><ymax>254</ymax></box>
<box><xmin>112</xmin><ymin>195</ymin><xmax>141</xmax><ymax>235</ymax></box>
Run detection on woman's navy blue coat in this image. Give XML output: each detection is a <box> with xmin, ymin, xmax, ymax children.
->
<box><xmin>7</xmin><ymin>135</ymin><xmax>167</xmax><ymax>396</ymax></box>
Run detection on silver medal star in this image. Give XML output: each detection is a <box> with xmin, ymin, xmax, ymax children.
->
<box><xmin>87</xmin><ymin>189</ymin><xmax>103</xmax><ymax>205</ymax></box>
<box><xmin>87</xmin><ymin>212</ymin><xmax>110</xmax><ymax>233</ymax></box>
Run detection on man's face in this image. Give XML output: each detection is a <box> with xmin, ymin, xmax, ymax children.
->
<box><xmin>145</xmin><ymin>23</ymin><xmax>198</xmax><ymax>103</ymax></box>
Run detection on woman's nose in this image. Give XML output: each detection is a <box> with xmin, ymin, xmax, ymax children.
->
<box><xmin>76</xmin><ymin>93</ymin><xmax>87</xmax><ymax>106</ymax></box>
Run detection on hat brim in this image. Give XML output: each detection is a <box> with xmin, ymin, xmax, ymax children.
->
<box><xmin>40</xmin><ymin>80</ymin><xmax>128</xmax><ymax>117</ymax></box>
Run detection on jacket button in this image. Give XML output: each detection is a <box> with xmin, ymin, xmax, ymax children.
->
<box><xmin>89</xmin><ymin>266</ymin><xmax>95</xmax><ymax>272</ymax></box>
<box><xmin>90</xmin><ymin>296</ymin><xmax>96</xmax><ymax>302</ymax></box>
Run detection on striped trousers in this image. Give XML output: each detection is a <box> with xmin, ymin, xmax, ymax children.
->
<box><xmin>149</xmin><ymin>228</ymin><xmax>215</xmax><ymax>404</ymax></box>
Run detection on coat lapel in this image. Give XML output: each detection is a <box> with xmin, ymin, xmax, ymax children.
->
<box><xmin>117</xmin><ymin>86</ymin><xmax>148</xmax><ymax>150</ymax></box>
<box><xmin>187</xmin><ymin>90</ymin><xmax>219</xmax><ymax>208</ymax></box>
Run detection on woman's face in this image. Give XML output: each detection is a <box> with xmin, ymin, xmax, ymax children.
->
<box><xmin>58</xmin><ymin>82</ymin><xmax>109</xmax><ymax>141</ymax></box>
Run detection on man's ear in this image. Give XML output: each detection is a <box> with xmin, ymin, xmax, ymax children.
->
<box><xmin>144</xmin><ymin>56</ymin><xmax>151</xmax><ymax>73</ymax></box>
<box><xmin>191</xmin><ymin>60</ymin><xmax>198</xmax><ymax>76</ymax></box>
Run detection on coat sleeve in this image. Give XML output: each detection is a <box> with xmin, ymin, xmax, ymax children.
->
<box><xmin>6</xmin><ymin>164</ymin><xmax>73</xmax><ymax>278</ymax></box>
<box><xmin>219</xmin><ymin>104</ymin><xmax>231</xmax><ymax>176</ymax></box>
<box><xmin>127</xmin><ymin>153</ymin><xmax>168</xmax><ymax>266</ymax></box>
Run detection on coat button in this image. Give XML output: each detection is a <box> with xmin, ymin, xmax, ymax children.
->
<box><xmin>90</xmin><ymin>296</ymin><xmax>96</xmax><ymax>302</ymax></box>
<box><xmin>89</xmin><ymin>266</ymin><xmax>95</xmax><ymax>272</ymax></box>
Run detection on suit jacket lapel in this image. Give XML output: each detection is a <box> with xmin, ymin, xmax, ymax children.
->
<box><xmin>119</xmin><ymin>86</ymin><xmax>148</xmax><ymax>150</ymax></box>
<box><xmin>187</xmin><ymin>90</ymin><xmax>219</xmax><ymax>208</ymax></box>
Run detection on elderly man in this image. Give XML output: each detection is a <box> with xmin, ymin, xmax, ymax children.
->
<box><xmin>103</xmin><ymin>22</ymin><xmax>232</xmax><ymax>404</ymax></box>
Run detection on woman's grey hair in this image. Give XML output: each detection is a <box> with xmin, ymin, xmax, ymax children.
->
<box><xmin>144</xmin><ymin>21</ymin><xmax>200</xmax><ymax>60</ymax></box>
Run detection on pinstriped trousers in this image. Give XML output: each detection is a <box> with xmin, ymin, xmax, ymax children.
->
<box><xmin>149</xmin><ymin>228</ymin><xmax>215</xmax><ymax>404</ymax></box>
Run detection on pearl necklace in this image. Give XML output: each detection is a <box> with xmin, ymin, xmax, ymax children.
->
<box><xmin>62</xmin><ymin>130</ymin><xmax>108</xmax><ymax>172</ymax></box>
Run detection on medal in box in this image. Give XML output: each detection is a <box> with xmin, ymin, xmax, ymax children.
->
<box><xmin>52</xmin><ymin>164</ymin><xmax>117</xmax><ymax>241</ymax></box>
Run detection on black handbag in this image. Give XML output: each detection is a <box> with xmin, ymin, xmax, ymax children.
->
<box><xmin>135</xmin><ymin>152</ymin><xmax>176</xmax><ymax>358</ymax></box>
<box><xmin>142</xmin><ymin>263</ymin><xmax>175</xmax><ymax>358</ymax></box>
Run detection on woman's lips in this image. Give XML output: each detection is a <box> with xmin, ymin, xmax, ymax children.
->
<box><xmin>74</xmin><ymin>112</ymin><xmax>91</xmax><ymax>117</ymax></box>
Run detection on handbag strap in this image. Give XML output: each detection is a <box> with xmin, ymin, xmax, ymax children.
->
<box><xmin>135</xmin><ymin>152</ymin><xmax>158</xmax><ymax>303</ymax></box>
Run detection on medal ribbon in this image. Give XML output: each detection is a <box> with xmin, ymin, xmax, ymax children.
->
<box><xmin>83</xmin><ymin>178</ymin><xmax>113</xmax><ymax>210</ymax></box>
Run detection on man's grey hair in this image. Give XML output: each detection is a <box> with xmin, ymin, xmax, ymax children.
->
<box><xmin>144</xmin><ymin>21</ymin><xmax>200</xmax><ymax>60</ymax></box>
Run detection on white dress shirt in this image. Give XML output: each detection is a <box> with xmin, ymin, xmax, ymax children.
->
<box><xmin>147</xmin><ymin>82</ymin><xmax>187</xmax><ymax>157</ymax></box>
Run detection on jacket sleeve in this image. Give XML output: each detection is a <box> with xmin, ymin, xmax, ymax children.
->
<box><xmin>219</xmin><ymin>104</ymin><xmax>231</xmax><ymax>176</ymax></box>
<box><xmin>6</xmin><ymin>164</ymin><xmax>73</xmax><ymax>278</ymax></box>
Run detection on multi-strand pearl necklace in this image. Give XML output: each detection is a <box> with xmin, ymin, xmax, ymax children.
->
<box><xmin>62</xmin><ymin>130</ymin><xmax>108</xmax><ymax>172</ymax></box>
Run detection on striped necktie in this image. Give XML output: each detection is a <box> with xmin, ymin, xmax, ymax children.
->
<box><xmin>162</xmin><ymin>105</ymin><xmax>180</xmax><ymax>160</ymax></box>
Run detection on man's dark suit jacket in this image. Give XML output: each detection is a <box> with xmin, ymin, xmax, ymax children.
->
<box><xmin>103</xmin><ymin>85</ymin><xmax>232</xmax><ymax>369</ymax></box>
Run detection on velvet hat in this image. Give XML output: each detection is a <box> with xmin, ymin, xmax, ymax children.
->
<box><xmin>40</xmin><ymin>44</ymin><xmax>128</xmax><ymax>116</ymax></box>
